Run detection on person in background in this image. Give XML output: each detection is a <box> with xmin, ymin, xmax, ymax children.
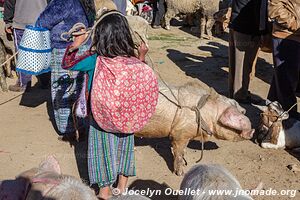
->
<box><xmin>113</xmin><ymin>0</ymin><xmax>127</xmax><ymax>15</ymax></box>
<box><xmin>268</xmin><ymin>0</ymin><xmax>300</xmax><ymax>119</ymax></box>
<box><xmin>3</xmin><ymin>0</ymin><xmax>50</xmax><ymax>92</ymax></box>
<box><xmin>152</xmin><ymin>0</ymin><xmax>166</xmax><ymax>29</ymax></box>
<box><xmin>228</xmin><ymin>0</ymin><xmax>268</xmax><ymax>104</ymax></box>
<box><xmin>35</xmin><ymin>0</ymin><xmax>95</xmax><ymax>141</ymax></box>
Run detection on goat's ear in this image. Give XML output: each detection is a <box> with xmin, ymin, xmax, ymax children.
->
<box><xmin>252</xmin><ymin>104</ymin><xmax>267</xmax><ymax>112</ymax></box>
<box><xmin>266</xmin><ymin>99</ymin><xmax>272</xmax><ymax>106</ymax></box>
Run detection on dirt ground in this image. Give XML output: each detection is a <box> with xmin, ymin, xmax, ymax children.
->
<box><xmin>0</xmin><ymin>23</ymin><xmax>299</xmax><ymax>200</ymax></box>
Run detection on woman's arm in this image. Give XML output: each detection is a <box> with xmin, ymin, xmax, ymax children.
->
<box><xmin>137</xmin><ymin>42</ymin><xmax>148</xmax><ymax>63</ymax></box>
<box><xmin>35</xmin><ymin>0</ymin><xmax>69</xmax><ymax>29</ymax></box>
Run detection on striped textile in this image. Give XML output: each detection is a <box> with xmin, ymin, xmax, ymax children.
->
<box><xmin>51</xmin><ymin>46</ymin><xmax>88</xmax><ymax>135</ymax></box>
<box><xmin>88</xmin><ymin>118</ymin><xmax>136</xmax><ymax>187</ymax></box>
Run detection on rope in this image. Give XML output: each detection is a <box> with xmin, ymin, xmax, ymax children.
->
<box><xmin>63</xmin><ymin>11</ymin><xmax>211</xmax><ymax>162</ymax></box>
<box><xmin>260</xmin><ymin>102</ymin><xmax>297</xmax><ymax>119</ymax></box>
<box><xmin>133</xmin><ymin>26</ymin><xmax>212</xmax><ymax>164</ymax></box>
<box><xmin>284</xmin><ymin>103</ymin><xmax>297</xmax><ymax>114</ymax></box>
<box><xmin>260</xmin><ymin>102</ymin><xmax>298</xmax><ymax>142</ymax></box>
<box><xmin>0</xmin><ymin>51</ymin><xmax>18</xmax><ymax>68</ymax></box>
<box><xmin>0</xmin><ymin>94</ymin><xmax>23</xmax><ymax>106</ymax></box>
<box><xmin>60</xmin><ymin>11</ymin><xmax>124</xmax><ymax>49</ymax></box>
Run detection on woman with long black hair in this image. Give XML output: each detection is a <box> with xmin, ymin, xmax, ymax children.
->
<box><xmin>36</xmin><ymin>0</ymin><xmax>96</xmax><ymax>140</ymax></box>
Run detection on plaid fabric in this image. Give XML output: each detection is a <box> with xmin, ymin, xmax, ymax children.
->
<box><xmin>51</xmin><ymin>46</ymin><xmax>88</xmax><ymax>135</ymax></box>
<box><xmin>88</xmin><ymin>118</ymin><xmax>136</xmax><ymax>187</ymax></box>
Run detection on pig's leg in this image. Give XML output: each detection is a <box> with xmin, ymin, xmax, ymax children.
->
<box><xmin>171</xmin><ymin>138</ymin><xmax>189</xmax><ymax>176</ymax></box>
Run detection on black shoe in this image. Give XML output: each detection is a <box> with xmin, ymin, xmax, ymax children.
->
<box><xmin>58</xmin><ymin>133</ymin><xmax>78</xmax><ymax>143</ymax></box>
<box><xmin>151</xmin><ymin>25</ymin><xmax>161</xmax><ymax>29</ymax></box>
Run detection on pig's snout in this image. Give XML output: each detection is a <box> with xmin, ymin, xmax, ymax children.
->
<box><xmin>240</xmin><ymin>129</ymin><xmax>255</xmax><ymax>139</ymax></box>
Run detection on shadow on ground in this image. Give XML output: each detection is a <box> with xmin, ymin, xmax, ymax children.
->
<box><xmin>19</xmin><ymin>82</ymin><xmax>90</xmax><ymax>183</ymax></box>
<box><xmin>166</xmin><ymin>42</ymin><xmax>229</xmax><ymax>95</ymax></box>
<box><xmin>135</xmin><ymin>137</ymin><xmax>219</xmax><ymax>173</ymax></box>
<box><xmin>287</xmin><ymin>149</ymin><xmax>300</xmax><ymax>162</ymax></box>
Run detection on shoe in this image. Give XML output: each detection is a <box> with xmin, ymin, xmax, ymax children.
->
<box><xmin>58</xmin><ymin>133</ymin><xmax>78</xmax><ymax>143</ymax></box>
<box><xmin>152</xmin><ymin>25</ymin><xmax>161</xmax><ymax>29</ymax></box>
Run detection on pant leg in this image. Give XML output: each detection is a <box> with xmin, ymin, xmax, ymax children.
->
<box><xmin>268</xmin><ymin>37</ymin><xmax>300</xmax><ymax>117</ymax></box>
<box><xmin>113</xmin><ymin>0</ymin><xmax>127</xmax><ymax>15</ymax></box>
<box><xmin>228</xmin><ymin>29</ymin><xmax>235</xmax><ymax>98</ymax></box>
<box><xmin>231</xmin><ymin>31</ymin><xmax>260</xmax><ymax>100</ymax></box>
<box><xmin>13</xmin><ymin>29</ymin><xmax>32</xmax><ymax>87</ymax></box>
<box><xmin>153</xmin><ymin>0</ymin><xmax>166</xmax><ymax>26</ymax></box>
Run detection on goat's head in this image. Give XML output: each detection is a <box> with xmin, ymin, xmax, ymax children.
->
<box><xmin>260</xmin><ymin>101</ymin><xmax>289</xmax><ymax>129</ymax></box>
<box><xmin>258</xmin><ymin>101</ymin><xmax>289</xmax><ymax>149</ymax></box>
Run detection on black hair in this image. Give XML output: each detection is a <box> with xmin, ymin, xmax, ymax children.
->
<box><xmin>92</xmin><ymin>11</ymin><xmax>136</xmax><ymax>58</ymax></box>
<box><xmin>79</xmin><ymin>0</ymin><xmax>96</xmax><ymax>27</ymax></box>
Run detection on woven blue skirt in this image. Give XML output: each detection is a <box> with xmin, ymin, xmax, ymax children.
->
<box><xmin>88</xmin><ymin>118</ymin><xmax>136</xmax><ymax>187</ymax></box>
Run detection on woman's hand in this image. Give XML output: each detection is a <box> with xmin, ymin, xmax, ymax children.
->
<box><xmin>5</xmin><ymin>26</ymin><xmax>12</xmax><ymax>34</ymax></box>
<box><xmin>69</xmin><ymin>30</ymin><xmax>88</xmax><ymax>52</ymax></box>
<box><xmin>138</xmin><ymin>42</ymin><xmax>148</xmax><ymax>62</ymax></box>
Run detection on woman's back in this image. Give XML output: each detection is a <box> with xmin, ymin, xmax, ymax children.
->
<box><xmin>36</xmin><ymin>0</ymin><xmax>90</xmax><ymax>49</ymax></box>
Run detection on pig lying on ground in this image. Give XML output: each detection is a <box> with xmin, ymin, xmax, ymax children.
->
<box><xmin>0</xmin><ymin>156</ymin><xmax>98</xmax><ymax>200</ymax></box>
<box><xmin>259</xmin><ymin>101</ymin><xmax>300</xmax><ymax>150</ymax></box>
<box><xmin>136</xmin><ymin>82</ymin><xmax>254</xmax><ymax>176</ymax></box>
<box><xmin>179</xmin><ymin>164</ymin><xmax>253</xmax><ymax>200</ymax></box>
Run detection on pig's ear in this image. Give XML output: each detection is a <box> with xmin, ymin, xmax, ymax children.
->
<box><xmin>218</xmin><ymin>106</ymin><xmax>245</xmax><ymax>131</ymax></box>
<box><xmin>38</xmin><ymin>155</ymin><xmax>61</xmax><ymax>174</ymax></box>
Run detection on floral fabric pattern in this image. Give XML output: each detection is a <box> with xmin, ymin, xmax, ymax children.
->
<box><xmin>91</xmin><ymin>56</ymin><xmax>159</xmax><ymax>133</ymax></box>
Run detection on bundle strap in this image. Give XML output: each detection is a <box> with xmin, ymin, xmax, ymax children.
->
<box><xmin>60</xmin><ymin>11</ymin><xmax>124</xmax><ymax>47</ymax></box>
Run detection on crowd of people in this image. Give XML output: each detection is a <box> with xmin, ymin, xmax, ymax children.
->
<box><xmin>1</xmin><ymin>0</ymin><xmax>300</xmax><ymax>199</ymax></box>
<box><xmin>229</xmin><ymin>0</ymin><xmax>300</xmax><ymax>120</ymax></box>
<box><xmin>2</xmin><ymin>0</ymin><xmax>158</xmax><ymax>199</ymax></box>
